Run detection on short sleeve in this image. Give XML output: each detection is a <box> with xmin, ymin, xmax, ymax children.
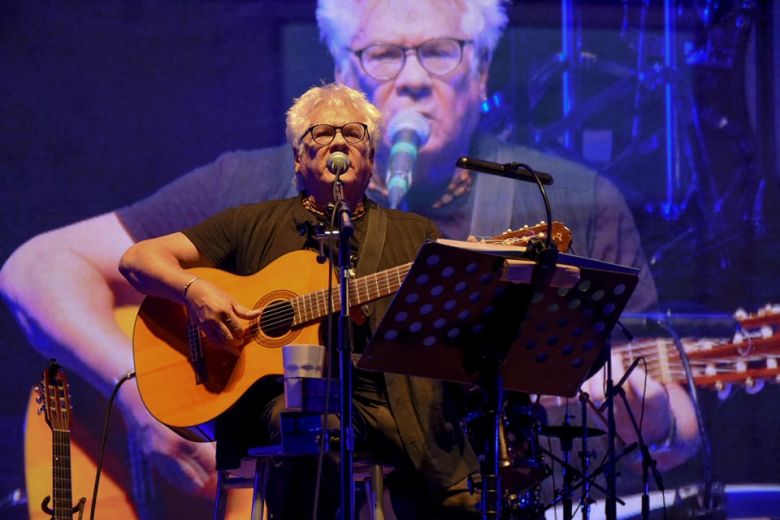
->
<box><xmin>116</xmin><ymin>146</ymin><xmax>296</xmax><ymax>240</ymax></box>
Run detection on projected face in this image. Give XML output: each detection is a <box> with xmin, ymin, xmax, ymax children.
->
<box><xmin>338</xmin><ymin>0</ymin><xmax>488</xmax><ymax>170</ymax></box>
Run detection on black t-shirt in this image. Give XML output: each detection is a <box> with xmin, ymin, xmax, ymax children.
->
<box><xmin>182</xmin><ymin>195</ymin><xmax>441</xmax><ymax>336</ymax></box>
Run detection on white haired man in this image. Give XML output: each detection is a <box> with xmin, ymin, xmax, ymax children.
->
<box><xmin>1</xmin><ymin>1</ymin><xmax>699</xmax><ymax>517</ymax></box>
<box><xmin>119</xmin><ymin>82</ymin><xmax>480</xmax><ymax>518</ymax></box>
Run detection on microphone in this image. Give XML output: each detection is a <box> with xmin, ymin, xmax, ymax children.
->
<box><xmin>327</xmin><ymin>151</ymin><xmax>351</xmax><ymax>176</ymax></box>
<box><xmin>457</xmin><ymin>156</ymin><xmax>554</xmax><ymax>185</ymax></box>
<box><xmin>386</xmin><ymin>110</ymin><xmax>431</xmax><ymax>209</ymax></box>
<box><xmin>598</xmin><ymin>356</ymin><xmax>643</xmax><ymax>411</ymax></box>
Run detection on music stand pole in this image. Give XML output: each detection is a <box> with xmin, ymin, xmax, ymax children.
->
<box><xmin>479</xmin><ymin>364</ymin><xmax>503</xmax><ymax>520</ymax></box>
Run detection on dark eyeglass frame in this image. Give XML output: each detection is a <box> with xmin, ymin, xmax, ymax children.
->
<box><xmin>352</xmin><ymin>37</ymin><xmax>473</xmax><ymax>81</ymax></box>
<box><xmin>299</xmin><ymin>122</ymin><xmax>369</xmax><ymax>146</ymax></box>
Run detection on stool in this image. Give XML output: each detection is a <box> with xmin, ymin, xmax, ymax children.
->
<box><xmin>212</xmin><ymin>444</ymin><xmax>390</xmax><ymax>520</ymax></box>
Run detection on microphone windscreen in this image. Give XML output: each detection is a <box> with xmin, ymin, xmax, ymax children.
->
<box><xmin>388</xmin><ymin>110</ymin><xmax>431</xmax><ymax>144</ymax></box>
<box><xmin>326</xmin><ymin>151</ymin><xmax>351</xmax><ymax>175</ymax></box>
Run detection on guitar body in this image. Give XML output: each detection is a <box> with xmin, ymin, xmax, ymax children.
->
<box><xmin>134</xmin><ymin>249</ymin><xmax>333</xmax><ymax>430</ymax></box>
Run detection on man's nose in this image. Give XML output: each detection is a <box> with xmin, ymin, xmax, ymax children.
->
<box><xmin>394</xmin><ymin>51</ymin><xmax>432</xmax><ymax>94</ymax></box>
<box><xmin>328</xmin><ymin>130</ymin><xmax>350</xmax><ymax>151</ymax></box>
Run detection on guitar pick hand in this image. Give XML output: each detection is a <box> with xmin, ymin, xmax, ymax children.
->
<box><xmin>182</xmin><ymin>277</ymin><xmax>262</xmax><ymax>352</ymax></box>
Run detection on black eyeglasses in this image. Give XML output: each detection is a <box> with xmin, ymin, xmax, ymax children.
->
<box><xmin>299</xmin><ymin>122</ymin><xmax>369</xmax><ymax>146</ymax></box>
<box><xmin>352</xmin><ymin>37</ymin><xmax>473</xmax><ymax>81</ymax></box>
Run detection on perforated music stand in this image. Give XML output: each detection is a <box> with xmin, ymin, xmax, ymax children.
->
<box><xmin>358</xmin><ymin>240</ymin><xmax>638</xmax><ymax>518</ymax></box>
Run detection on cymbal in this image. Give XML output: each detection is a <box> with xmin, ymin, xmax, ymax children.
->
<box><xmin>540</xmin><ymin>425</ymin><xmax>606</xmax><ymax>440</ymax></box>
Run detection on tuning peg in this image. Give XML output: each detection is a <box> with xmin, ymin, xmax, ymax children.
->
<box><xmin>744</xmin><ymin>377</ymin><xmax>765</xmax><ymax>395</ymax></box>
<box><xmin>716</xmin><ymin>382</ymin><xmax>732</xmax><ymax>401</ymax></box>
<box><xmin>37</xmin><ymin>405</ymin><xmax>45</xmax><ymax>415</ymax></box>
<box><xmin>734</xmin><ymin>307</ymin><xmax>748</xmax><ymax>321</ymax></box>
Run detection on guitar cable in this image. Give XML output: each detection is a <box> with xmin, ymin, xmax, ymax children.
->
<box><xmin>89</xmin><ymin>370</ymin><xmax>136</xmax><ymax>520</ymax></box>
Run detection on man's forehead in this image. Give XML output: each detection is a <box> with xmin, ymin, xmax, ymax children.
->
<box><xmin>351</xmin><ymin>0</ymin><xmax>468</xmax><ymax>46</ymax></box>
<box><xmin>309</xmin><ymin>103</ymin><xmax>362</xmax><ymax>124</ymax></box>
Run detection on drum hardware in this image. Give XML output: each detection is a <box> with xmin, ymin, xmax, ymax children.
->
<box><xmin>464</xmin><ymin>393</ymin><xmax>550</xmax><ymax>519</ymax></box>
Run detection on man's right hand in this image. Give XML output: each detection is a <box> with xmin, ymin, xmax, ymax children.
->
<box><xmin>183</xmin><ymin>277</ymin><xmax>262</xmax><ymax>348</ymax></box>
<box><xmin>119</xmin><ymin>382</ymin><xmax>217</xmax><ymax>496</ymax></box>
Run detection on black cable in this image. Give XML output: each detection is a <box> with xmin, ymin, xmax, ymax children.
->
<box><xmin>512</xmin><ymin>163</ymin><xmax>554</xmax><ymax>251</ymax></box>
<box><xmin>654</xmin><ymin>317</ymin><xmax>714</xmax><ymax>513</ymax></box>
<box><xmin>89</xmin><ymin>370</ymin><xmax>136</xmax><ymax>520</ymax></box>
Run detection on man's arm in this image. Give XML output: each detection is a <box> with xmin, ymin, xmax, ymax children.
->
<box><xmin>580</xmin><ymin>355</ymin><xmax>700</xmax><ymax>472</ymax></box>
<box><xmin>1</xmin><ymin>212</ymin><xmax>138</xmax><ymax>398</ymax></box>
<box><xmin>119</xmin><ymin>230</ymin><xmax>262</xmax><ymax>347</ymax></box>
<box><xmin>581</xmin><ymin>177</ymin><xmax>699</xmax><ymax>470</ymax></box>
<box><xmin>0</xmin><ymin>213</ymin><xmax>217</xmax><ymax>494</ymax></box>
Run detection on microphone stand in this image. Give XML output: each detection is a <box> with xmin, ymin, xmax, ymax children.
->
<box><xmin>333</xmin><ymin>175</ymin><xmax>355</xmax><ymax>520</ymax></box>
<box><xmin>603</xmin><ymin>360</ymin><xmax>665</xmax><ymax>520</ymax></box>
<box><xmin>604</xmin><ymin>351</ymin><xmax>619</xmax><ymax>520</ymax></box>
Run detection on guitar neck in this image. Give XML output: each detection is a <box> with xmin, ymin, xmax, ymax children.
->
<box><xmin>613</xmin><ymin>339</ymin><xmax>686</xmax><ymax>385</ymax></box>
<box><xmin>613</xmin><ymin>335</ymin><xmax>780</xmax><ymax>390</ymax></box>
<box><xmin>52</xmin><ymin>429</ymin><xmax>74</xmax><ymax>520</ymax></box>
<box><xmin>290</xmin><ymin>262</ymin><xmax>412</xmax><ymax>325</ymax></box>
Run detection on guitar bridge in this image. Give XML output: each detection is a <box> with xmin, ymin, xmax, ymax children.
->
<box><xmin>186</xmin><ymin>317</ymin><xmax>209</xmax><ymax>385</ymax></box>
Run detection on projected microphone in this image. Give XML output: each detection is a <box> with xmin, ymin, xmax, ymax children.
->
<box><xmin>327</xmin><ymin>151</ymin><xmax>351</xmax><ymax>176</ymax></box>
<box><xmin>386</xmin><ymin>110</ymin><xmax>431</xmax><ymax>209</ymax></box>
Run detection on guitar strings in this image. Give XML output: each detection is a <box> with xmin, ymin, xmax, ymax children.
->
<box><xmin>221</xmin><ymin>234</ymin><xmax>556</xmax><ymax>334</ymax></box>
<box><xmin>185</xmin><ymin>263</ymin><xmax>413</xmax><ymax>350</ymax></box>
<box><xmin>240</xmin><ymin>262</ymin><xmax>412</xmax><ymax>333</ymax></box>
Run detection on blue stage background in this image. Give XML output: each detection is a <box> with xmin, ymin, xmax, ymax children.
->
<box><xmin>1</xmin><ymin>1</ymin><xmax>778</xmax><ymax>517</ymax></box>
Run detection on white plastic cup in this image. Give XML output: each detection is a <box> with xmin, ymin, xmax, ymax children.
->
<box><xmin>282</xmin><ymin>344</ymin><xmax>325</xmax><ymax>409</ymax></box>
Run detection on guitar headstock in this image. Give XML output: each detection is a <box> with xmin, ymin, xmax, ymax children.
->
<box><xmin>684</xmin><ymin>304</ymin><xmax>780</xmax><ymax>396</ymax></box>
<box><xmin>37</xmin><ymin>360</ymin><xmax>73</xmax><ymax>433</ymax></box>
<box><xmin>485</xmin><ymin>221</ymin><xmax>573</xmax><ymax>252</ymax></box>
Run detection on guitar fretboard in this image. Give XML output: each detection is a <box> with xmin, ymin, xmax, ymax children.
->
<box><xmin>52</xmin><ymin>429</ymin><xmax>73</xmax><ymax>520</ymax></box>
<box><xmin>289</xmin><ymin>262</ymin><xmax>413</xmax><ymax>325</ymax></box>
<box><xmin>613</xmin><ymin>336</ymin><xmax>780</xmax><ymax>389</ymax></box>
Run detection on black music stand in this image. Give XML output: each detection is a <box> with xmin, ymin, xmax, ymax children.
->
<box><xmin>358</xmin><ymin>240</ymin><xmax>638</xmax><ymax>519</ymax></box>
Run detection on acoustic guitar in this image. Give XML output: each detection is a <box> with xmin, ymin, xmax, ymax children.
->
<box><xmin>613</xmin><ymin>304</ymin><xmax>780</xmax><ymax>391</ymax></box>
<box><xmin>132</xmin><ymin>223</ymin><xmax>573</xmax><ymax>433</ymax></box>
<box><xmin>35</xmin><ymin>361</ymin><xmax>86</xmax><ymax>519</ymax></box>
<box><xmin>24</xmin><ymin>308</ymin><xmax>254</xmax><ymax>520</ymax></box>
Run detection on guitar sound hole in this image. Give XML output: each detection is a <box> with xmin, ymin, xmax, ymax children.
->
<box><xmin>259</xmin><ymin>300</ymin><xmax>294</xmax><ymax>338</ymax></box>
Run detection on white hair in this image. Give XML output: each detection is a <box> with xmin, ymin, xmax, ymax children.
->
<box><xmin>286</xmin><ymin>83</ymin><xmax>383</xmax><ymax>191</ymax></box>
<box><xmin>285</xmin><ymin>82</ymin><xmax>383</xmax><ymax>149</ymax></box>
<box><xmin>317</xmin><ymin>0</ymin><xmax>509</xmax><ymax>68</ymax></box>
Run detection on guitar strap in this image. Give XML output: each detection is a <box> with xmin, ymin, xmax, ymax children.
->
<box><xmin>355</xmin><ymin>204</ymin><xmax>387</xmax><ymax>278</ymax></box>
<box><xmin>354</xmin><ymin>205</ymin><xmax>387</xmax><ymax>324</ymax></box>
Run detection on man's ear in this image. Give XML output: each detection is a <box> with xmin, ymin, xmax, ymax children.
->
<box><xmin>476</xmin><ymin>49</ymin><xmax>491</xmax><ymax>96</ymax></box>
<box><xmin>292</xmin><ymin>145</ymin><xmax>301</xmax><ymax>172</ymax></box>
<box><xmin>334</xmin><ymin>59</ymin><xmax>357</xmax><ymax>88</ymax></box>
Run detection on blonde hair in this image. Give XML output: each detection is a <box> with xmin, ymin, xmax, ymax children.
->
<box><xmin>286</xmin><ymin>83</ymin><xmax>383</xmax><ymax>149</ymax></box>
<box><xmin>317</xmin><ymin>0</ymin><xmax>509</xmax><ymax>68</ymax></box>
